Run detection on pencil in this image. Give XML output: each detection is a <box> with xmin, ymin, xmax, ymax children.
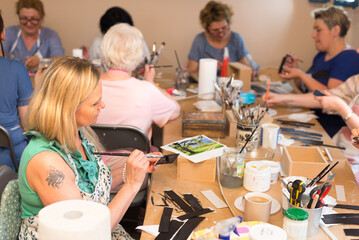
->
<box><xmin>265</xmin><ymin>75</ymin><xmax>271</xmax><ymax>102</ymax></box>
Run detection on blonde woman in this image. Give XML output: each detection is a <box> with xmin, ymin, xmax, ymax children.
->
<box><xmin>18</xmin><ymin>57</ymin><xmax>158</xmax><ymax>239</ymax></box>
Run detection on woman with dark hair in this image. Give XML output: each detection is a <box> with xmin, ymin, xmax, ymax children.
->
<box><xmin>89</xmin><ymin>6</ymin><xmax>150</xmax><ymax>61</ymax></box>
<box><xmin>0</xmin><ymin>11</ymin><xmax>33</xmax><ymax>171</ymax></box>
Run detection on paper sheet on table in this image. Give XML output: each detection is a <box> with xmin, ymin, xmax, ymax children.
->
<box><xmin>194</xmin><ymin>100</ymin><xmax>222</xmax><ymax>112</ymax></box>
<box><xmin>278</xmin><ymin>134</ymin><xmax>294</xmax><ymax>146</ymax></box>
<box><xmin>288</xmin><ymin>113</ymin><xmax>318</xmax><ymax>122</ymax></box>
<box><xmin>136</xmin><ymin>225</ymin><xmax>159</xmax><ymax>236</ymax></box>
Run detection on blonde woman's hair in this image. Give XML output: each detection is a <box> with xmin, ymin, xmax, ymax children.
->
<box><xmin>200</xmin><ymin>1</ymin><xmax>233</xmax><ymax>30</ymax></box>
<box><xmin>313</xmin><ymin>6</ymin><xmax>350</xmax><ymax>37</ymax></box>
<box><xmin>101</xmin><ymin>23</ymin><xmax>144</xmax><ymax>72</ymax></box>
<box><xmin>25</xmin><ymin>57</ymin><xmax>102</xmax><ymax>152</ymax></box>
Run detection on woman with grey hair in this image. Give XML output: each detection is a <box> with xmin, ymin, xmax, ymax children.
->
<box><xmin>96</xmin><ymin>23</ymin><xmax>180</xmax><ymax>170</ymax></box>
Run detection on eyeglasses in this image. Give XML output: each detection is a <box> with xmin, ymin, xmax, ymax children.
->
<box><xmin>19</xmin><ymin>17</ymin><xmax>41</xmax><ymax>25</ymax></box>
<box><xmin>208</xmin><ymin>25</ymin><xmax>229</xmax><ymax>34</ymax></box>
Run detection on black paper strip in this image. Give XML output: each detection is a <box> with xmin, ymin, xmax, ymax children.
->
<box><xmin>172</xmin><ymin>217</ymin><xmax>205</xmax><ymax>240</ymax></box>
<box><xmin>323</xmin><ymin>213</ymin><xmax>359</xmax><ymax>219</ymax></box>
<box><xmin>165</xmin><ymin>190</ymin><xmax>193</xmax><ymax>213</ymax></box>
<box><xmin>159</xmin><ymin>207</ymin><xmax>173</xmax><ymax>233</ymax></box>
<box><xmin>155</xmin><ymin>220</ymin><xmax>184</xmax><ymax>240</ymax></box>
<box><xmin>177</xmin><ymin>208</ymin><xmax>214</xmax><ymax>220</ymax></box>
<box><xmin>183</xmin><ymin>193</ymin><xmax>203</xmax><ymax>211</ymax></box>
<box><xmin>344</xmin><ymin>229</ymin><xmax>359</xmax><ymax>236</ymax></box>
<box><xmin>322</xmin><ymin>218</ymin><xmax>359</xmax><ymax>225</ymax></box>
<box><xmin>334</xmin><ymin>204</ymin><xmax>359</xmax><ymax>211</ymax></box>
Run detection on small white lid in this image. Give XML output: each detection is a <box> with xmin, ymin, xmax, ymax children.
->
<box><xmin>261</xmin><ymin>160</ymin><xmax>281</xmax><ymax>174</ymax></box>
<box><xmin>245</xmin><ymin>161</ymin><xmax>271</xmax><ymax>175</ymax></box>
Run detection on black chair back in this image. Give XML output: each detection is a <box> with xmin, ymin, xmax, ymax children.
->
<box><xmin>0</xmin><ymin>125</ymin><xmax>19</xmax><ymax>172</ymax></box>
<box><xmin>91</xmin><ymin>124</ymin><xmax>150</xmax><ymax>153</ymax></box>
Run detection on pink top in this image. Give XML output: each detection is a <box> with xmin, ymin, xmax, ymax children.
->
<box><xmin>96</xmin><ymin>77</ymin><xmax>180</xmax><ymax>139</ymax></box>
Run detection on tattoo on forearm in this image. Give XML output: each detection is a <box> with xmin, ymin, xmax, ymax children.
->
<box><xmin>45</xmin><ymin>167</ymin><xmax>65</xmax><ymax>188</ymax></box>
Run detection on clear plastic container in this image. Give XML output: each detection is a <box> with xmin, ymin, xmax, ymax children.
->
<box><xmin>219</xmin><ymin>148</ymin><xmax>245</xmax><ymax>189</ymax></box>
<box><xmin>283</xmin><ymin>208</ymin><xmax>308</xmax><ymax>240</ymax></box>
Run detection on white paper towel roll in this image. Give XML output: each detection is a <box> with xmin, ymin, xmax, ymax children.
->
<box><xmin>198</xmin><ymin>58</ymin><xmax>217</xmax><ymax>99</ymax></box>
<box><xmin>39</xmin><ymin>200</ymin><xmax>111</xmax><ymax>240</ymax></box>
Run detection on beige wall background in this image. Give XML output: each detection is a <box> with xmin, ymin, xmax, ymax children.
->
<box><xmin>2</xmin><ymin>0</ymin><xmax>359</xmax><ymax>73</ymax></box>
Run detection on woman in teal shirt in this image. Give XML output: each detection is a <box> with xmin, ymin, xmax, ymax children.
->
<box><xmin>18</xmin><ymin>57</ymin><xmax>158</xmax><ymax>239</ymax></box>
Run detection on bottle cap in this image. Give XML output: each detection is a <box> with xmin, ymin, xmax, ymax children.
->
<box><xmin>285</xmin><ymin>208</ymin><xmax>308</xmax><ymax>220</ymax></box>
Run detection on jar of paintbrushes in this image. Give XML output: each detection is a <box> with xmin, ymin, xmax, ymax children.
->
<box><xmin>232</xmin><ymin>105</ymin><xmax>267</xmax><ymax>152</ymax></box>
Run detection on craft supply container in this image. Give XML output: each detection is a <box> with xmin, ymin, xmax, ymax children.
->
<box><xmin>283</xmin><ymin>208</ymin><xmax>308</xmax><ymax>240</ymax></box>
<box><xmin>288</xmin><ymin>203</ymin><xmax>323</xmax><ymax>237</ymax></box>
<box><xmin>236</xmin><ymin>123</ymin><xmax>259</xmax><ymax>152</ymax></box>
<box><xmin>219</xmin><ymin>147</ymin><xmax>245</xmax><ymax>188</ymax></box>
<box><xmin>243</xmin><ymin>160</ymin><xmax>271</xmax><ymax>192</ymax></box>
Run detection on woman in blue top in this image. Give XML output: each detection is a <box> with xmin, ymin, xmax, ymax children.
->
<box><xmin>3</xmin><ymin>0</ymin><xmax>64</xmax><ymax>70</ymax></box>
<box><xmin>280</xmin><ymin>6</ymin><xmax>359</xmax><ymax>92</ymax></box>
<box><xmin>0</xmin><ymin>12</ymin><xmax>33</xmax><ymax>171</ymax></box>
<box><xmin>187</xmin><ymin>1</ymin><xmax>259</xmax><ymax>76</ymax></box>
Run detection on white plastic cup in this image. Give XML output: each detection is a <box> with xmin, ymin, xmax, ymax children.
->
<box><xmin>72</xmin><ymin>48</ymin><xmax>83</xmax><ymax>59</ymax></box>
<box><xmin>260</xmin><ymin>123</ymin><xmax>280</xmax><ymax>149</ymax></box>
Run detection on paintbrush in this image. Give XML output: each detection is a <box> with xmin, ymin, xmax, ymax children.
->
<box><xmin>93</xmin><ymin>152</ymin><xmax>179</xmax><ymax>165</ymax></box>
<box><xmin>151</xmin><ymin>42</ymin><xmax>166</xmax><ymax>65</ymax></box>
<box><xmin>175</xmin><ymin>50</ymin><xmax>182</xmax><ymax>69</ymax></box>
<box><xmin>239</xmin><ymin>124</ymin><xmax>259</xmax><ymax>153</ymax></box>
<box><xmin>150</xmin><ymin>65</ymin><xmax>173</xmax><ymax>68</ymax></box>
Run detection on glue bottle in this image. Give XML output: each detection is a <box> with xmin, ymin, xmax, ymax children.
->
<box><xmin>220</xmin><ymin>47</ymin><xmax>229</xmax><ymax>77</ymax></box>
<box><xmin>214</xmin><ymin>216</ymin><xmax>243</xmax><ymax>240</ymax></box>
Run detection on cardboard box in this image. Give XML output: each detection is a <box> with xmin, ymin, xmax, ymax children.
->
<box><xmin>227</xmin><ymin>62</ymin><xmax>252</xmax><ymax>91</ymax></box>
<box><xmin>225</xmin><ymin>110</ymin><xmax>237</xmax><ymax>137</ymax></box>
<box><xmin>282</xmin><ymin>146</ymin><xmax>329</xmax><ymax>179</ymax></box>
<box><xmin>177</xmin><ymin>156</ymin><xmax>216</xmax><ymax>182</ymax></box>
<box><xmin>182</xmin><ymin>111</ymin><xmax>226</xmax><ymax>138</ymax></box>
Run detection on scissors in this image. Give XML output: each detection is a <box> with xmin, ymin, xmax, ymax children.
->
<box><xmin>287</xmin><ymin>179</ymin><xmax>306</xmax><ymax>207</ymax></box>
<box><xmin>307</xmin><ymin>182</ymin><xmax>332</xmax><ymax>208</ymax></box>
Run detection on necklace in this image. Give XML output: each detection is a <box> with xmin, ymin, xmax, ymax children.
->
<box><xmin>108</xmin><ymin>69</ymin><xmax>129</xmax><ymax>76</ymax></box>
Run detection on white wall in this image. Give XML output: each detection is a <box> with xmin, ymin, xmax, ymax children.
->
<box><xmin>2</xmin><ymin>0</ymin><xmax>358</xmax><ymax>72</ymax></box>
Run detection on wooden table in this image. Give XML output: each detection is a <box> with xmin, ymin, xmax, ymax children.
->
<box><xmin>141</xmin><ymin>79</ymin><xmax>359</xmax><ymax>240</ymax></box>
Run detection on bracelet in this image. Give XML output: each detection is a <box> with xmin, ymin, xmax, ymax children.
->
<box><xmin>122</xmin><ymin>163</ymin><xmax>127</xmax><ymax>183</ymax></box>
<box><xmin>343</xmin><ymin>111</ymin><xmax>354</xmax><ymax>121</ymax></box>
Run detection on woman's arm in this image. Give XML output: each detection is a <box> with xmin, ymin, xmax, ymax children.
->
<box><xmin>279</xmin><ymin>66</ymin><xmax>343</xmax><ymax>91</ymax></box>
<box><xmin>187</xmin><ymin>59</ymin><xmax>199</xmax><ymax>76</ymax></box>
<box><xmin>315</xmin><ymin>93</ymin><xmax>359</xmax><ymax>130</ymax></box>
<box><xmin>26</xmin><ymin>151</ymin><xmax>83</xmax><ymax>207</ymax></box>
<box><xmin>18</xmin><ymin>106</ymin><xmax>28</xmax><ymax>128</ymax></box>
<box><xmin>264</xmin><ymin>92</ymin><xmax>322</xmax><ymax>108</ymax></box>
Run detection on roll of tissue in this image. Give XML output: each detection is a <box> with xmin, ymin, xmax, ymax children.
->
<box><xmin>39</xmin><ymin>200</ymin><xmax>111</xmax><ymax>240</ymax></box>
<box><xmin>198</xmin><ymin>58</ymin><xmax>217</xmax><ymax>99</ymax></box>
